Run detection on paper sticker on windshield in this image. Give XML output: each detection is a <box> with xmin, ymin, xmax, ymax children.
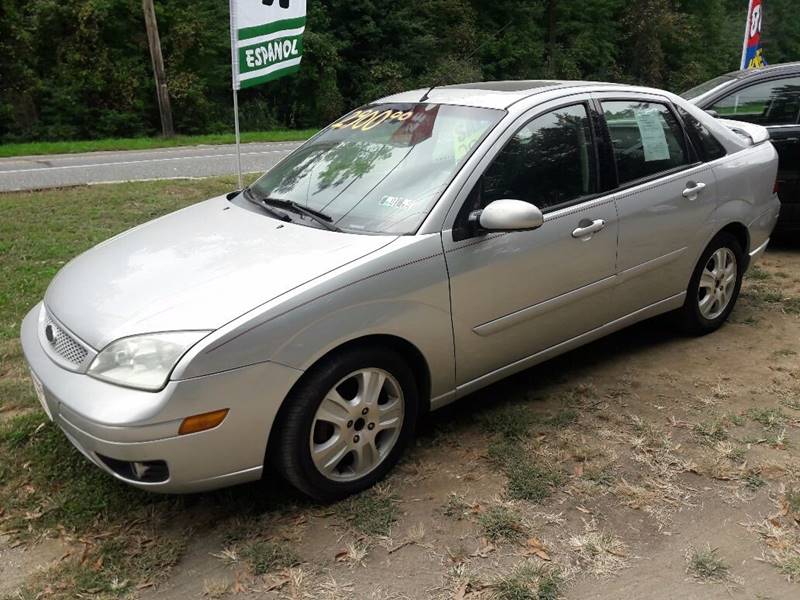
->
<box><xmin>453</xmin><ymin>128</ymin><xmax>484</xmax><ymax>160</ymax></box>
<box><xmin>378</xmin><ymin>195</ymin><xmax>416</xmax><ymax>209</ymax></box>
<box><xmin>635</xmin><ymin>109</ymin><xmax>671</xmax><ymax>162</ymax></box>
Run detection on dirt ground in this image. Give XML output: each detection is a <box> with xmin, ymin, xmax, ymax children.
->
<box><xmin>5</xmin><ymin>244</ymin><xmax>800</xmax><ymax>600</ymax></box>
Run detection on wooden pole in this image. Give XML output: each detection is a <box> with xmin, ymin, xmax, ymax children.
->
<box><xmin>142</xmin><ymin>0</ymin><xmax>175</xmax><ymax>137</ymax></box>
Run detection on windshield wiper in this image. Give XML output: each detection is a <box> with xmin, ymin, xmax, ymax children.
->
<box><xmin>259</xmin><ymin>197</ymin><xmax>342</xmax><ymax>232</ymax></box>
<box><xmin>242</xmin><ymin>188</ymin><xmax>292</xmax><ymax>222</ymax></box>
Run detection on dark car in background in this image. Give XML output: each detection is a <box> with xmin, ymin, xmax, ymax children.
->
<box><xmin>683</xmin><ymin>62</ymin><xmax>800</xmax><ymax>232</ymax></box>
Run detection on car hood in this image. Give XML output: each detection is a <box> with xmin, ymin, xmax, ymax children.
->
<box><xmin>45</xmin><ymin>195</ymin><xmax>398</xmax><ymax>349</ymax></box>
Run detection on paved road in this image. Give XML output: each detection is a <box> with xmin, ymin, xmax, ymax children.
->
<box><xmin>0</xmin><ymin>141</ymin><xmax>304</xmax><ymax>192</ymax></box>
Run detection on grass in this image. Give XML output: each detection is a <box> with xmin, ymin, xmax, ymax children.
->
<box><xmin>743</xmin><ymin>471</ymin><xmax>766</xmax><ymax>490</ymax></box>
<box><xmin>488</xmin><ymin>438</ymin><xmax>563</xmax><ymax>502</ymax></box>
<box><xmin>241</xmin><ymin>540</ymin><xmax>300</xmax><ymax>575</ymax></box>
<box><xmin>478</xmin><ymin>505</ymin><xmax>526</xmax><ymax>543</ymax></box>
<box><xmin>6</xmin><ymin>528</ymin><xmax>186</xmax><ymax>600</ymax></box>
<box><xmin>0</xmin><ymin>176</ymin><xmax>264</xmax><ymax>595</ymax></box>
<box><xmin>479</xmin><ymin>402</ymin><xmax>539</xmax><ymax>439</ymax></box>
<box><xmin>686</xmin><ymin>545</ymin><xmax>729</xmax><ymax>581</ymax></box>
<box><xmin>491</xmin><ymin>563</ymin><xmax>562</xmax><ymax>600</ymax></box>
<box><xmin>540</xmin><ymin>408</ymin><xmax>578</xmax><ymax>428</ymax></box>
<box><xmin>747</xmin><ymin>407</ymin><xmax>788</xmax><ymax>431</ymax></box>
<box><xmin>334</xmin><ymin>485</ymin><xmax>398</xmax><ymax>537</ymax></box>
<box><xmin>745</xmin><ymin>266</ymin><xmax>772</xmax><ymax>281</ymax></box>
<box><xmin>740</xmin><ymin>282</ymin><xmax>800</xmax><ymax>315</ymax></box>
<box><xmin>0</xmin><ymin>129</ymin><xmax>316</xmax><ymax>158</ymax></box>
<box><xmin>0</xmin><ymin>177</ymin><xmax>246</xmax><ymax>534</ymax></box>
<box><xmin>442</xmin><ymin>493</ymin><xmax>468</xmax><ymax>519</ymax></box>
<box><xmin>693</xmin><ymin>419</ymin><xmax>728</xmax><ymax>443</ymax></box>
<box><xmin>786</xmin><ymin>488</ymin><xmax>800</xmax><ymax>514</ymax></box>
<box><xmin>568</xmin><ymin>530</ymin><xmax>628</xmax><ymax>576</ymax></box>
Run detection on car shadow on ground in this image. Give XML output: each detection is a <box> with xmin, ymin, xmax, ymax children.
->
<box><xmin>174</xmin><ymin>312</ymin><xmax>686</xmax><ymax>518</ymax></box>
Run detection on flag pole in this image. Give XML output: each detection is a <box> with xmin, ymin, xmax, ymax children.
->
<box><xmin>229</xmin><ymin>0</ymin><xmax>243</xmax><ymax>190</ymax></box>
<box><xmin>741</xmin><ymin>0</ymin><xmax>754</xmax><ymax>70</ymax></box>
<box><xmin>233</xmin><ymin>88</ymin><xmax>243</xmax><ymax>190</ymax></box>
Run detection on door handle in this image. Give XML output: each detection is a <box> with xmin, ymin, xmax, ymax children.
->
<box><xmin>682</xmin><ymin>181</ymin><xmax>707</xmax><ymax>200</ymax></box>
<box><xmin>572</xmin><ymin>219</ymin><xmax>606</xmax><ymax>239</ymax></box>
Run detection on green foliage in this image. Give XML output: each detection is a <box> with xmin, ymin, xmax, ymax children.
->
<box><xmin>2</xmin><ymin>0</ymin><xmax>796</xmax><ymax>144</ymax></box>
<box><xmin>488</xmin><ymin>438</ymin><xmax>563</xmax><ymax>502</ymax></box>
<box><xmin>491</xmin><ymin>563</ymin><xmax>561</xmax><ymax>600</ymax></box>
<box><xmin>241</xmin><ymin>540</ymin><xmax>300</xmax><ymax>575</ymax></box>
<box><xmin>478</xmin><ymin>505</ymin><xmax>526</xmax><ymax>542</ymax></box>
<box><xmin>334</xmin><ymin>486</ymin><xmax>398</xmax><ymax>536</ymax></box>
<box><xmin>0</xmin><ymin>177</ymin><xmax>242</xmax><ymax>537</ymax></box>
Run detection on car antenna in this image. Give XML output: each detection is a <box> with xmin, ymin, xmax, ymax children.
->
<box><xmin>417</xmin><ymin>20</ymin><xmax>514</xmax><ymax>104</ymax></box>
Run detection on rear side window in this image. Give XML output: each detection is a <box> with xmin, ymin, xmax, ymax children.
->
<box><xmin>709</xmin><ymin>77</ymin><xmax>800</xmax><ymax>126</ymax></box>
<box><xmin>676</xmin><ymin>106</ymin><xmax>727</xmax><ymax>161</ymax></box>
<box><xmin>601</xmin><ymin>101</ymin><xmax>689</xmax><ymax>185</ymax></box>
<box><xmin>477</xmin><ymin>104</ymin><xmax>597</xmax><ymax>212</ymax></box>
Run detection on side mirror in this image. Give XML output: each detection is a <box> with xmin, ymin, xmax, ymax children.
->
<box><xmin>705</xmin><ymin>109</ymin><xmax>720</xmax><ymax>119</ymax></box>
<box><xmin>469</xmin><ymin>199</ymin><xmax>544</xmax><ymax>232</ymax></box>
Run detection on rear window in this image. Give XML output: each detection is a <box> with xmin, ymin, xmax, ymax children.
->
<box><xmin>676</xmin><ymin>107</ymin><xmax>727</xmax><ymax>161</ymax></box>
<box><xmin>601</xmin><ymin>101</ymin><xmax>690</xmax><ymax>185</ymax></box>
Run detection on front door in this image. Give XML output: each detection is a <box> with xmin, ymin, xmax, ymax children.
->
<box><xmin>443</xmin><ymin>102</ymin><xmax>619</xmax><ymax>388</ymax></box>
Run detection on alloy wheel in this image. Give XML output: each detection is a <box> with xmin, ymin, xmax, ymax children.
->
<box><xmin>309</xmin><ymin>368</ymin><xmax>404</xmax><ymax>482</ymax></box>
<box><xmin>698</xmin><ymin>247</ymin><xmax>737</xmax><ymax>320</ymax></box>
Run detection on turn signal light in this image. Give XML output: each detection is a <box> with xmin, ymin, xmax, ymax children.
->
<box><xmin>178</xmin><ymin>409</ymin><xmax>229</xmax><ymax>435</ymax></box>
<box><xmin>774</xmin><ymin>180</ymin><xmax>781</xmax><ymax>195</ymax></box>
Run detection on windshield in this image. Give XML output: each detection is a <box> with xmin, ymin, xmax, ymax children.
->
<box><xmin>249</xmin><ymin>103</ymin><xmax>503</xmax><ymax>234</ymax></box>
<box><xmin>680</xmin><ymin>75</ymin><xmax>736</xmax><ymax>101</ymax></box>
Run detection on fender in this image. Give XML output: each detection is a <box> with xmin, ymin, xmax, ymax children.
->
<box><xmin>175</xmin><ymin>234</ymin><xmax>455</xmax><ymax>400</ymax></box>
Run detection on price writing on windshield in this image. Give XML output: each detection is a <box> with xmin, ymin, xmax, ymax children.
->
<box><xmin>332</xmin><ymin>109</ymin><xmax>413</xmax><ymax>132</ymax></box>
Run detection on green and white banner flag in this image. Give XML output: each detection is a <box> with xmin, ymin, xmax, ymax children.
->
<box><xmin>229</xmin><ymin>0</ymin><xmax>306</xmax><ymax>90</ymax></box>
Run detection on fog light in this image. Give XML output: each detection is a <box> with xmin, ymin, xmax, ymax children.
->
<box><xmin>179</xmin><ymin>409</ymin><xmax>229</xmax><ymax>435</ymax></box>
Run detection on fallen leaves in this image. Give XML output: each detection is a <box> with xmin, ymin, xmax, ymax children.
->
<box><xmin>523</xmin><ymin>536</ymin><xmax>551</xmax><ymax>561</ymax></box>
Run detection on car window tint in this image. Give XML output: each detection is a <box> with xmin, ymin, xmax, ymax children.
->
<box><xmin>477</xmin><ymin>104</ymin><xmax>597</xmax><ymax>212</ymax></box>
<box><xmin>709</xmin><ymin>77</ymin><xmax>800</xmax><ymax>126</ymax></box>
<box><xmin>601</xmin><ymin>101</ymin><xmax>689</xmax><ymax>185</ymax></box>
<box><xmin>676</xmin><ymin>106</ymin><xmax>726</xmax><ymax>161</ymax></box>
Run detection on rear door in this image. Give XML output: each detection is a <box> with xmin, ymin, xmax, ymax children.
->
<box><xmin>595</xmin><ymin>93</ymin><xmax>718</xmax><ymax>318</ymax></box>
<box><xmin>708</xmin><ymin>76</ymin><xmax>800</xmax><ymax>211</ymax></box>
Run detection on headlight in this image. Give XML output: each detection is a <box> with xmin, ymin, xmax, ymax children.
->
<box><xmin>88</xmin><ymin>331</ymin><xmax>210</xmax><ymax>391</ymax></box>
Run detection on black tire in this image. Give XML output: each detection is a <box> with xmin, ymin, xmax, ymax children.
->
<box><xmin>270</xmin><ymin>346</ymin><xmax>418</xmax><ymax>502</ymax></box>
<box><xmin>675</xmin><ymin>232</ymin><xmax>745</xmax><ymax>335</ymax></box>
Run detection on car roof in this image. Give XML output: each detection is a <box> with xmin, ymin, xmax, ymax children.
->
<box><xmin>724</xmin><ymin>61</ymin><xmax>800</xmax><ymax>81</ymax></box>
<box><xmin>373</xmin><ymin>80</ymin><xmax>639</xmax><ymax>110</ymax></box>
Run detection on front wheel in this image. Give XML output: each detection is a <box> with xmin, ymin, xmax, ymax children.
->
<box><xmin>270</xmin><ymin>346</ymin><xmax>418</xmax><ymax>502</ymax></box>
<box><xmin>675</xmin><ymin>232</ymin><xmax>744</xmax><ymax>335</ymax></box>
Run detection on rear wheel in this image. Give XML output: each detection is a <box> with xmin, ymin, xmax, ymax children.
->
<box><xmin>271</xmin><ymin>346</ymin><xmax>418</xmax><ymax>502</ymax></box>
<box><xmin>675</xmin><ymin>232</ymin><xmax>744</xmax><ymax>335</ymax></box>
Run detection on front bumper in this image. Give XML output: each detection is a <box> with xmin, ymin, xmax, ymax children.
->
<box><xmin>20</xmin><ymin>303</ymin><xmax>303</xmax><ymax>493</ymax></box>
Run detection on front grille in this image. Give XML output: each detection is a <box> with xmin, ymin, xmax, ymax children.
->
<box><xmin>44</xmin><ymin>313</ymin><xmax>89</xmax><ymax>366</ymax></box>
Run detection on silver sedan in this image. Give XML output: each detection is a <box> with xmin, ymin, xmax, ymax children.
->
<box><xmin>21</xmin><ymin>81</ymin><xmax>779</xmax><ymax>500</ymax></box>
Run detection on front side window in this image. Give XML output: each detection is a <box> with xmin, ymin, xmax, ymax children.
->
<box><xmin>601</xmin><ymin>101</ymin><xmax>689</xmax><ymax>185</ymax></box>
<box><xmin>249</xmin><ymin>103</ymin><xmax>502</xmax><ymax>234</ymax></box>
<box><xmin>709</xmin><ymin>77</ymin><xmax>800</xmax><ymax>126</ymax></box>
<box><xmin>465</xmin><ymin>104</ymin><xmax>597</xmax><ymax>216</ymax></box>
